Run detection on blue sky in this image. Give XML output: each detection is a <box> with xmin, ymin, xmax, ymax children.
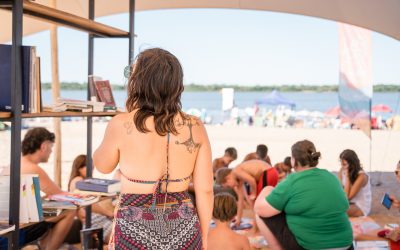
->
<box><xmin>23</xmin><ymin>9</ymin><xmax>400</xmax><ymax>86</ymax></box>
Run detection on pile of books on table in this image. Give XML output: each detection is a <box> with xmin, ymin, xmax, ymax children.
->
<box><xmin>43</xmin><ymin>193</ymin><xmax>100</xmax><ymax>211</ymax></box>
<box><xmin>74</xmin><ymin>178</ymin><xmax>121</xmax><ymax>197</ymax></box>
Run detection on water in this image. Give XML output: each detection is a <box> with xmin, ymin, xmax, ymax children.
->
<box><xmin>42</xmin><ymin>90</ymin><xmax>400</xmax><ymax>120</ymax></box>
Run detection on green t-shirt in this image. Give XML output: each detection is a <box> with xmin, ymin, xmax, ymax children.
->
<box><xmin>266</xmin><ymin>168</ymin><xmax>353</xmax><ymax>249</ymax></box>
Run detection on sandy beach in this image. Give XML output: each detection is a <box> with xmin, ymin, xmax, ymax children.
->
<box><xmin>1</xmin><ymin>120</ymin><xmax>399</xmax><ymax>215</ymax></box>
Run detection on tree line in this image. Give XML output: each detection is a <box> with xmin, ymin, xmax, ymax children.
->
<box><xmin>41</xmin><ymin>82</ymin><xmax>400</xmax><ymax>92</ymax></box>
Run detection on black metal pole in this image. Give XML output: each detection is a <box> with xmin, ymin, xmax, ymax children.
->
<box><xmin>128</xmin><ymin>0</ymin><xmax>135</xmax><ymax>64</ymax></box>
<box><xmin>85</xmin><ymin>0</ymin><xmax>94</xmax><ymax>229</ymax></box>
<box><xmin>9</xmin><ymin>0</ymin><xmax>23</xmax><ymax>248</ymax></box>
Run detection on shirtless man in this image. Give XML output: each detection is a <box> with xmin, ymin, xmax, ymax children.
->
<box><xmin>215</xmin><ymin>160</ymin><xmax>276</xmax><ymax>225</ymax></box>
<box><xmin>243</xmin><ymin>144</ymin><xmax>271</xmax><ymax>165</ymax></box>
<box><xmin>212</xmin><ymin>147</ymin><xmax>237</xmax><ymax>175</ymax></box>
<box><xmin>20</xmin><ymin>127</ymin><xmax>76</xmax><ymax>250</ymax></box>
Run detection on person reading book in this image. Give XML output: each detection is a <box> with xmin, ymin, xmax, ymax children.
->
<box><xmin>208</xmin><ymin>193</ymin><xmax>250</xmax><ymax>250</ymax></box>
<box><xmin>20</xmin><ymin>127</ymin><xmax>76</xmax><ymax>250</ymax></box>
<box><xmin>68</xmin><ymin>154</ymin><xmax>113</xmax><ymax>243</ymax></box>
<box><xmin>93</xmin><ymin>48</ymin><xmax>213</xmax><ymax>249</ymax></box>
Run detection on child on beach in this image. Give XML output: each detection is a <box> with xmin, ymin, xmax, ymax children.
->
<box><xmin>213</xmin><ymin>147</ymin><xmax>238</xmax><ymax>175</ymax></box>
<box><xmin>242</xmin><ymin>144</ymin><xmax>271</xmax><ymax>165</ymax></box>
<box><xmin>338</xmin><ymin>149</ymin><xmax>372</xmax><ymax>217</ymax></box>
<box><xmin>208</xmin><ymin>193</ymin><xmax>250</xmax><ymax>250</ymax></box>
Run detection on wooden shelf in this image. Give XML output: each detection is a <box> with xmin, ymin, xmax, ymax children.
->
<box><xmin>0</xmin><ymin>0</ymin><xmax>129</xmax><ymax>37</ymax></box>
<box><xmin>0</xmin><ymin>111</ymin><xmax>120</xmax><ymax>119</ymax></box>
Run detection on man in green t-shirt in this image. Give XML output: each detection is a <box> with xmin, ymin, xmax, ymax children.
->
<box><xmin>254</xmin><ymin>140</ymin><xmax>353</xmax><ymax>250</ymax></box>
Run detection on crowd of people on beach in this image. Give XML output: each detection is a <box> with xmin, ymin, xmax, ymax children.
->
<box><xmin>1</xmin><ymin>48</ymin><xmax>399</xmax><ymax>249</ymax></box>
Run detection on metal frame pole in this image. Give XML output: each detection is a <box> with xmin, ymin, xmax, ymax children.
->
<box><xmin>9</xmin><ymin>0</ymin><xmax>23</xmax><ymax>248</ymax></box>
<box><xmin>85</xmin><ymin>0</ymin><xmax>95</xmax><ymax>229</ymax></box>
<box><xmin>129</xmin><ymin>0</ymin><xmax>135</xmax><ymax>64</ymax></box>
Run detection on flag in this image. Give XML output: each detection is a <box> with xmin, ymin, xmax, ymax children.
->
<box><xmin>338</xmin><ymin>23</ymin><xmax>373</xmax><ymax>137</ymax></box>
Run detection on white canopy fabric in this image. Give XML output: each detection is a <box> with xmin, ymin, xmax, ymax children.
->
<box><xmin>1</xmin><ymin>0</ymin><xmax>400</xmax><ymax>43</ymax></box>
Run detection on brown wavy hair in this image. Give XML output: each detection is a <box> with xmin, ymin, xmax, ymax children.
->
<box><xmin>68</xmin><ymin>154</ymin><xmax>86</xmax><ymax>191</ymax></box>
<box><xmin>22</xmin><ymin>127</ymin><xmax>55</xmax><ymax>155</ymax></box>
<box><xmin>339</xmin><ymin>149</ymin><xmax>363</xmax><ymax>185</ymax></box>
<box><xmin>291</xmin><ymin>140</ymin><xmax>321</xmax><ymax>168</ymax></box>
<box><xmin>125</xmin><ymin>48</ymin><xmax>187</xmax><ymax>136</ymax></box>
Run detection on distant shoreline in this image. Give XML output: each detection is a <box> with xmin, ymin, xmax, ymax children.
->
<box><xmin>41</xmin><ymin>83</ymin><xmax>400</xmax><ymax>92</ymax></box>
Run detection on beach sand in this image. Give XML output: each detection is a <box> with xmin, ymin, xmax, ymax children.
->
<box><xmin>0</xmin><ymin>120</ymin><xmax>399</xmax><ymax>216</ymax></box>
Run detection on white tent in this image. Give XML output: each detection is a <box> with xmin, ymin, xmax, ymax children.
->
<box><xmin>1</xmin><ymin>0</ymin><xmax>400</xmax><ymax>43</ymax></box>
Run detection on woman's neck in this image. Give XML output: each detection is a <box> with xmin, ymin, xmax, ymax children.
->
<box><xmin>295</xmin><ymin>165</ymin><xmax>314</xmax><ymax>172</ymax></box>
<box><xmin>215</xmin><ymin>220</ymin><xmax>231</xmax><ymax>230</ymax></box>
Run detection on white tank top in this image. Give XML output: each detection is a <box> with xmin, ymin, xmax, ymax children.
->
<box><xmin>342</xmin><ymin>170</ymin><xmax>372</xmax><ymax>216</ymax></box>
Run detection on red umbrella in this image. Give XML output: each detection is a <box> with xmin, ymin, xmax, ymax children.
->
<box><xmin>372</xmin><ymin>104</ymin><xmax>392</xmax><ymax>113</ymax></box>
<box><xmin>325</xmin><ymin>106</ymin><xmax>341</xmax><ymax>116</ymax></box>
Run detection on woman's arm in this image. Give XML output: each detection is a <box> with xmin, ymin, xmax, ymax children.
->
<box><xmin>93</xmin><ymin>116</ymin><xmax>121</xmax><ymax>174</ymax></box>
<box><xmin>344</xmin><ymin>173</ymin><xmax>368</xmax><ymax>200</ymax></box>
<box><xmin>69</xmin><ymin>176</ymin><xmax>83</xmax><ymax>192</ymax></box>
<box><xmin>193</xmin><ymin>122</ymin><xmax>213</xmax><ymax>249</ymax></box>
<box><xmin>254</xmin><ymin>186</ymin><xmax>281</xmax><ymax>218</ymax></box>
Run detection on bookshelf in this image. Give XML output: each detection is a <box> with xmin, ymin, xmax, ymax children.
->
<box><xmin>2</xmin><ymin>0</ymin><xmax>135</xmax><ymax>248</ymax></box>
<box><xmin>0</xmin><ymin>111</ymin><xmax>121</xmax><ymax>119</ymax></box>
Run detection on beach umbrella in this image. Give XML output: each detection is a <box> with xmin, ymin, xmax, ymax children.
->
<box><xmin>372</xmin><ymin>104</ymin><xmax>392</xmax><ymax>113</ymax></box>
<box><xmin>256</xmin><ymin>90</ymin><xmax>296</xmax><ymax>108</ymax></box>
<box><xmin>1</xmin><ymin>0</ymin><xmax>400</xmax><ymax>43</ymax></box>
<box><xmin>325</xmin><ymin>106</ymin><xmax>341</xmax><ymax>117</ymax></box>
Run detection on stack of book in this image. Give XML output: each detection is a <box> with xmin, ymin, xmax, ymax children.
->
<box><xmin>44</xmin><ymin>97</ymin><xmax>105</xmax><ymax>113</ymax></box>
<box><xmin>0</xmin><ymin>44</ymin><xmax>42</xmax><ymax>113</ymax></box>
<box><xmin>0</xmin><ymin>175</ymin><xmax>43</xmax><ymax>224</ymax></box>
<box><xmin>75</xmin><ymin>178</ymin><xmax>120</xmax><ymax>196</ymax></box>
<box><xmin>47</xmin><ymin>193</ymin><xmax>100</xmax><ymax>207</ymax></box>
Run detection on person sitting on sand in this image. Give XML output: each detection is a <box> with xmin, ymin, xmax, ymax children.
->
<box><xmin>338</xmin><ymin>149</ymin><xmax>372</xmax><ymax>217</ymax></box>
<box><xmin>215</xmin><ymin>160</ymin><xmax>278</xmax><ymax>225</ymax></box>
<box><xmin>274</xmin><ymin>162</ymin><xmax>292</xmax><ymax>182</ymax></box>
<box><xmin>68</xmin><ymin>154</ymin><xmax>114</xmax><ymax>243</ymax></box>
<box><xmin>390</xmin><ymin>160</ymin><xmax>400</xmax><ymax>210</ymax></box>
<box><xmin>243</xmin><ymin>144</ymin><xmax>271</xmax><ymax>165</ymax></box>
<box><xmin>208</xmin><ymin>193</ymin><xmax>250</xmax><ymax>250</ymax></box>
<box><xmin>213</xmin><ymin>147</ymin><xmax>237</xmax><ymax>174</ymax></box>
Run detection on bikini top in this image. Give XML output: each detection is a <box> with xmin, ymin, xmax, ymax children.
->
<box><xmin>119</xmin><ymin>132</ymin><xmax>192</xmax><ymax>208</ymax></box>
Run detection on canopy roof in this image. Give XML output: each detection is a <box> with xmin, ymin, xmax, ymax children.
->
<box><xmin>1</xmin><ymin>0</ymin><xmax>400</xmax><ymax>42</ymax></box>
<box><xmin>256</xmin><ymin>90</ymin><xmax>296</xmax><ymax>107</ymax></box>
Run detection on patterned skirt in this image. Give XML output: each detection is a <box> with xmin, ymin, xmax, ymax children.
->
<box><xmin>110</xmin><ymin>191</ymin><xmax>202</xmax><ymax>250</ymax></box>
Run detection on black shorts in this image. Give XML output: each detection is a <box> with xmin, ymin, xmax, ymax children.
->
<box><xmin>261</xmin><ymin>213</ymin><xmax>354</xmax><ymax>250</ymax></box>
<box><xmin>21</xmin><ymin>221</ymin><xmax>55</xmax><ymax>245</ymax></box>
<box><xmin>260</xmin><ymin>213</ymin><xmax>305</xmax><ymax>250</ymax></box>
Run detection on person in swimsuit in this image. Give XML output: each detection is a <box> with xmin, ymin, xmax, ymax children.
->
<box><xmin>93</xmin><ymin>48</ymin><xmax>213</xmax><ymax>250</ymax></box>
<box><xmin>338</xmin><ymin>149</ymin><xmax>372</xmax><ymax>217</ymax></box>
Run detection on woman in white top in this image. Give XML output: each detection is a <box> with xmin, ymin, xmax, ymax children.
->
<box><xmin>338</xmin><ymin>149</ymin><xmax>371</xmax><ymax>217</ymax></box>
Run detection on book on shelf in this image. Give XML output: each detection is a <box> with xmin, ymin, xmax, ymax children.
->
<box><xmin>93</xmin><ymin>79</ymin><xmax>116</xmax><ymax>108</ymax></box>
<box><xmin>0</xmin><ymin>175</ymin><xmax>43</xmax><ymax>223</ymax></box>
<box><xmin>0</xmin><ymin>44</ymin><xmax>42</xmax><ymax>113</ymax></box>
<box><xmin>88</xmin><ymin>75</ymin><xmax>102</xmax><ymax>102</ymax></box>
<box><xmin>0</xmin><ymin>224</ymin><xmax>15</xmax><ymax>235</ymax></box>
<box><xmin>44</xmin><ymin>97</ymin><xmax>105</xmax><ymax>113</ymax></box>
<box><xmin>76</xmin><ymin>178</ymin><xmax>121</xmax><ymax>193</ymax></box>
<box><xmin>48</xmin><ymin>193</ymin><xmax>100</xmax><ymax>207</ymax></box>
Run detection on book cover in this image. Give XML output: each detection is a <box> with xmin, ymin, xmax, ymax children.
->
<box><xmin>48</xmin><ymin>193</ymin><xmax>100</xmax><ymax>207</ymax></box>
<box><xmin>19</xmin><ymin>176</ymin><xmax>29</xmax><ymax>224</ymax></box>
<box><xmin>94</xmin><ymin>80</ymin><xmax>116</xmax><ymax>107</ymax></box>
<box><xmin>76</xmin><ymin>178</ymin><xmax>120</xmax><ymax>193</ymax></box>
<box><xmin>88</xmin><ymin>75</ymin><xmax>102</xmax><ymax>102</ymax></box>
<box><xmin>32</xmin><ymin>176</ymin><xmax>43</xmax><ymax>221</ymax></box>
<box><xmin>0</xmin><ymin>176</ymin><xmax>10</xmax><ymax>221</ymax></box>
<box><xmin>0</xmin><ymin>44</ymin><xmax>32</xmax><ymax>113</ymax></box>
<box><xmin>24</xmin><ymin>174</ymin><xmax>40</xmax><ymax>222</ymax></box>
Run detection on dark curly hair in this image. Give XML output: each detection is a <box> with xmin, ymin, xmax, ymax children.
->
<box><xmin>291</xmin><ymin>140</ymin><xmax>321</xmax><ymax>168</ymax></box>
<box><xmin>213</xmin><ymin>193</ymin><xmax>237</xmax><ymax>222</ymax></box>
<box><xmin>339</xmin><ymin>149</ymin><xmax>363</xmax><ymax>185</ymax></box>
<box><xmin>22</xmin><ymin>127</ymin><xmax>55</xmax><ymax>155</ymax></box>
<box><xmin>125</xmin><ymin>48</ymin><xmax>188</xmax><ymax>136</ymax></box>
